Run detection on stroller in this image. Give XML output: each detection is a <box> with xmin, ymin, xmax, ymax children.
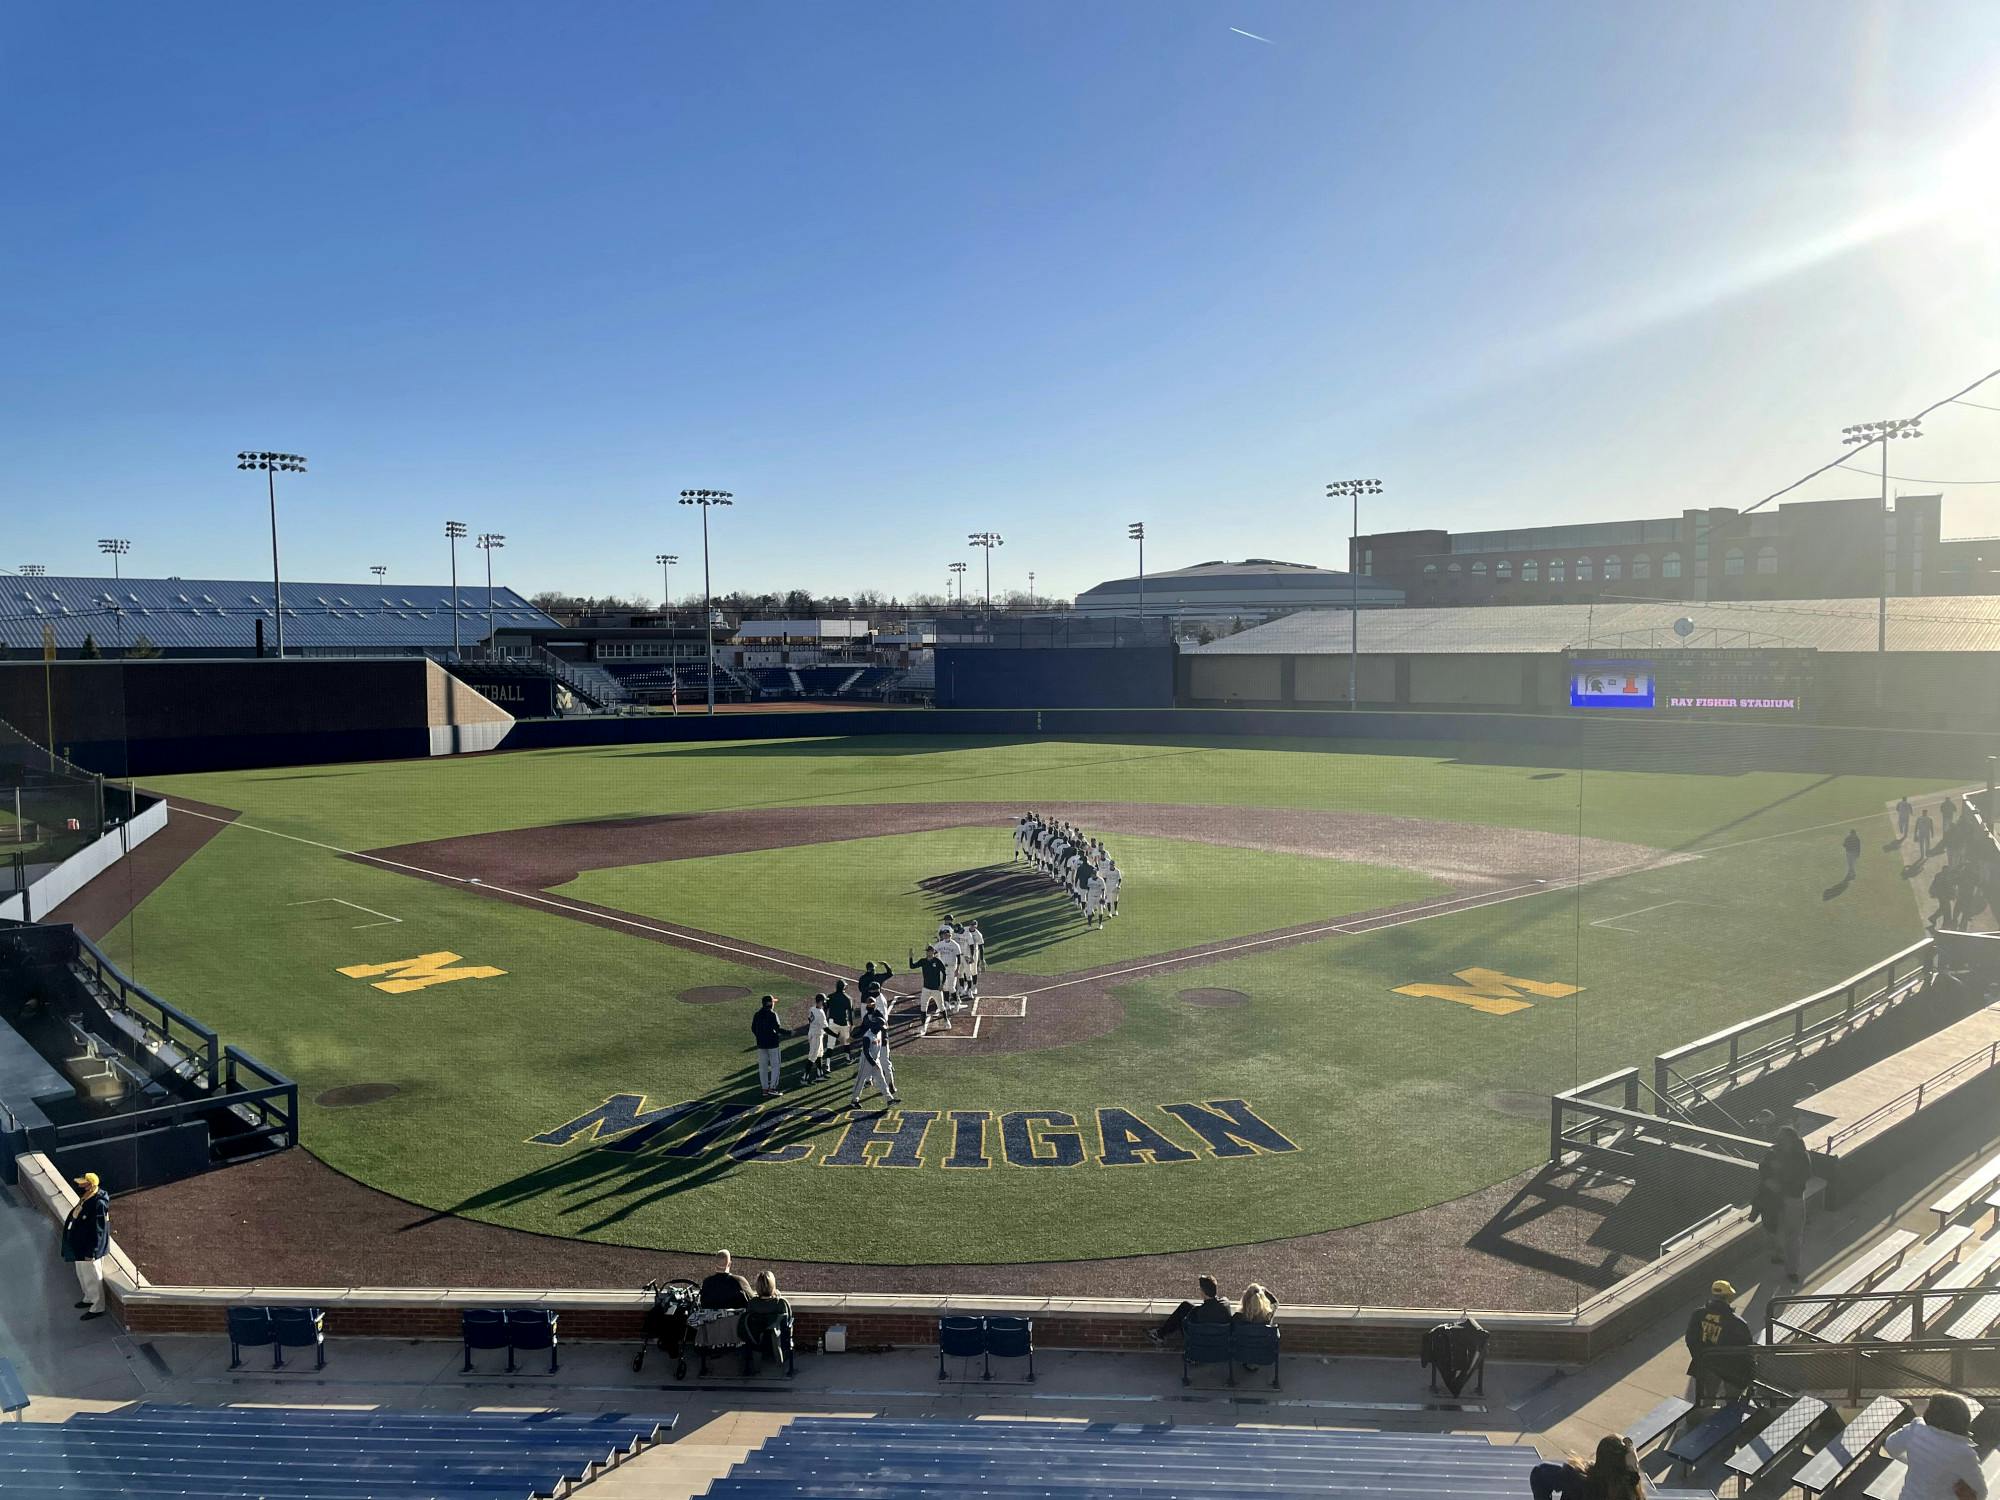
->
<box><xmin>631</xmin><ymin>1277</ymin><xmax>702</xmax><ymax>1378</ymax></box>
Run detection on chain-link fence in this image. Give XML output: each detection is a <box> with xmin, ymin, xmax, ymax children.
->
<box><xmin>0</xmin><ymin>714</ymin><xmax>108</xmax><ymax>907</ymax></box>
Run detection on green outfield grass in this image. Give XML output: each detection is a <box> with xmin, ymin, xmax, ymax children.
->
<box><xmin>553</xmin><ymin>826</ymin><xmax>1447</xmax><ymax>974</ymax></box>
<box><xmin>106</xmin><ymin>734</ymin><xmax>1954</xmax><ymax>1266</ymax></box>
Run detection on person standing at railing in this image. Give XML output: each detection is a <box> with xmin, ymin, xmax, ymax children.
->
<box><xmin>1684</xmin><ymin>1280</ymin><xmax>1754</xmax><ymax>1407</ymax></box>
<box><xmin>1753</xmin><ymin>1116</ymin><xmax>1812</xmax><ymax>1285</ymax></box>
<box><xmin>61</xmin><ymin>1171</ymin><xmax>112</xmax><ymax>1321</ymax></box>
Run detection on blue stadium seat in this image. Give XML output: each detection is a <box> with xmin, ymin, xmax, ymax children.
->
<box><xmin>1231</xmin><ymin>1321</ymin><xmax>1280</xmax><ymax>1388</ymax></box>
<box><xmin>0</xmin><ymin>1404</ymin><xmax>678</xmax><ymax>1499</ymax></box>
<box><xmin>937</xmin><ymin>1316</ymin><xmax>985</xmax><ymax>1381</ymax></box>
<box><xmin>1181</xmin><ymin>1319</ymin><xmax>1234</xmax><ymax>1386</ymax></box>
<box><xmin>717</xmin><ymin>1418</ymin><xmax>1561</xmax><ymax>1500</ymax></box>
<box><xmin>223</xmin><ymin>1307</ymin><xmax>272</xmax><ymax>1370</ymax></box>
<box><xmin>460</xmin><ymin>1308</ymin><xmax>510</xmax><ymax>1373</ymax></box>
<box><xmin>505</xmin><ymin>1308</ymin><xmax>560</xmax><ymax>1375</ymax></box>
<box><xmin>982</xmin><ymin>1315</ymin><xmax>1036</xmax><ymax>1383</ymax></box>
<box><xmin>269</xmin><ymin>1306</ymin><xmax>326</xmax><ymax>1370</ymax></box>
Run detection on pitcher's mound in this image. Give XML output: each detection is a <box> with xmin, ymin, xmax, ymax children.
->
<box><xmin>1178</xmin><ymin>987</ymin><xmax>1249</xmax><ymax>1008</ymax></box>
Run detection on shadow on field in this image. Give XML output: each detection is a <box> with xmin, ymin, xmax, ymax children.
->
<box><xmin>403</xmin><ymin>1023</ymin><xmax>936</xmax><ymax>1239</ymax></box>
<box><xmin>916</xmin><ymin>863</ymin><xmax>1086</xmax><ymax>965</ymax></box>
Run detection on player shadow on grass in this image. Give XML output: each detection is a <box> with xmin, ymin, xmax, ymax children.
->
<box><xmin>917</xmin><ymin>864</ymin><xmax>1090</xmax><ymax>965</ymax></box>
<box><xmin>402</xmin><ymin>1042</ymin><xmax>916</xmax><ymax>1240</ymax></box>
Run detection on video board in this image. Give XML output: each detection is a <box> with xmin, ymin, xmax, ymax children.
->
<box><xmin>1567</xmin><ymin>649</ymin><xmax>1816</xmax><ymax>718</ymax></box>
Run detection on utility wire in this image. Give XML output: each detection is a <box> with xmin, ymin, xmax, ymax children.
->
<box><xmin>1832</xmin><ymin>462</ymin><xmax>2000</xmax><ymax>486</ymax></box>
<box><xmin>1742</xmin><ymin>366</ymin><xmax>2000</xmax><ymax>515</ymax></box>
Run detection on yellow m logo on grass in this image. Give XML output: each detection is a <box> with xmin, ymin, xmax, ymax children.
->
<box><xmin>1392</xmin><ymin>968</ymin><xmax>1580</xmax><ymax>1016</ymax></box>
<box><xmin>337</xmin><ymin>952</ymin><xmax>506</xmax><ymax>994</ymax></box>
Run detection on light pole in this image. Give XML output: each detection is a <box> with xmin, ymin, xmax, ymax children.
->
<box><xmin>948</xmin><ymin>561</ymin><xmax>967</xmax><ymax>606</ymax></box>
<box><xmin>238</xmin><ymin>451</ymin><xmax>307</xmax><ymax>658</ymax></box>
<box><xmin>656</xmin><ymin>553</ymin><xmax>678</xmax><ymax>616</ymax></box>
<box><xmin>97</xmin><ymin>539</ymin><xmax>130</xmax><ymax>650</ymax></box>
<box><xmin>968</xmin><ymin>532</ymin><xmax>1003</xmax><ymax>610</ymax></box>
<box><xmin>1127</xmin><ymin>522</ymin><xmax>1146</xmax><ymax>621</ymax></box>
<box><xmin>678</xmin><ymin>489</ymin><xmax>733</xmax><ymax>714</ymax></box>
<box><xmin>371</xmin><ymin>565</ymin><xmax>387</xmax><ymax>616</ymax></box>
<box><xmin>19</xmin><ymin>565</ymin><xmax>46</xmax><ymax>576</ymax></box>
<box><xmin>444</xmin><ymin>521</ymin><xmax>468</xmax><ymax>659</ymax></box>
<box><xmin>1841</xmin><ymin>420</ymin><xmax>1922</xmax><ymax>653</ymax></box>
<box><xmin>478</xmin><ymin>533</ymin><xmax>506</xmax><ymax>648</ymax></box>
<box><xmin>1326</xmin><ymin>479</ymin><xmax>1383</xmax><ymax>707</ymax></box>
<box><xmin>1028</xmin><ymin>570</ymin><xmax>1035</xmax><ymax>605</ymax></box>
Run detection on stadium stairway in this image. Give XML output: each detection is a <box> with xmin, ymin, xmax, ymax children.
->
<box><xmin>0</xmin><ymin>1402</ymin><xmax>675</xmax><ymax>1499</ymax></box>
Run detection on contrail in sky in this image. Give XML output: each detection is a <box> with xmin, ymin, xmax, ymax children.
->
<box><xmin>1229</xmin><ymin>26</ymin><xmax>1275</xmax><ymax>43</ymax></box>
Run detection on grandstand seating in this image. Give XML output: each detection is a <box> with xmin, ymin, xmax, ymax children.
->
<box><xmin>0</xmin><ymin>1403</ymin><xmax>674</xmax><ymax>1498</ymax></box>
<box><xmin>1931</xmin><ymin>1147</ymin><xmax>2000</xmax><ymax>1231</ymax></box>
<box><xmin>702</xmin><ymin>1417</ymin><xmax>1716</xmax><ymax>1500</ymax></box>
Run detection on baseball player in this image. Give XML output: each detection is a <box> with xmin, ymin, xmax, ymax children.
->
<box><xmin>869</xmin><ymin>989</ymin><xmax>902</xmax><ymax>1089</ymax></box>
<box><xmin>909</xmin><ymin>944</ymin><xmax>952</xmax><ymax>1035</ymax></box>
<box><xmin>824</xmin><ymin>981</ymin><xmax>856</xmax><ymax>1064</ymax></box>
<box><xmin>850</xmin><ymin>1009</ymin><xmax>898</xmax><ymax>1110</ymax></box>
<box><xmin>1105</xmin><ymin>858</ymin><xmax>1121</xmax><ymax>917</ymax></box>
<box><xmin>932</xmin><ymin>923</ymin><xmax>963</xmax><ymax>1003</ymax></box>
<box><xmin>1084</xmin><ymin>868</ymin><xmax>1107</xmax><ymax>927</ymax></box>
<box><xmin>962</xmin><ymin>919</ymin><xmax>984</xmax><ymax>998</ymax></box>
<box><xmin>804</xmin><ymin>995</ymin><xmax>830</xmax><ymax>1081</ymax></box>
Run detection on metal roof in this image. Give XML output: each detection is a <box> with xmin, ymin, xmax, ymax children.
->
<box><xmin>0</xmin><ymin>575</ymin><xmax>560</xmax><ymax>652</ymax></box>
<box><xmin>1186</xmin><ymin>595</ymin><xmax>2000</xmax><ymax>656</ymax></box>
<box><xmin>1079</xmin><ymin>558</ymin><xmax>1372</xmax><ymax>596</ymax></box>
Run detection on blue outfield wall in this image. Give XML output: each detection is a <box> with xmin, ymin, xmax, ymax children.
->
<box><xmin>503</xmin><ymin>706</ymin><xmax>1999</xmax><ymax>779</ymax></box>
<box><xmin>933</xmin><ymin>646</ymin><xmax>1177</xmax><ymax>709</ymax></box>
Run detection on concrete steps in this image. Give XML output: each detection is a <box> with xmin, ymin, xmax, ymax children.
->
<box><xmin>572</xmin><ymin>1413</ymin><xmax>797</xmax><ymax>1500</ymax></box>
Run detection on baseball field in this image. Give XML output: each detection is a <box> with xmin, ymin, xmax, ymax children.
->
<box><xmin>97</xmin><ymin>733</ymin><xmax>1950</xmax><ymax>1271</ymax></box>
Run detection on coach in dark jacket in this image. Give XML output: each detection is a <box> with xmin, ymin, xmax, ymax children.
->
<box><xmin>751</xmin><ymin>996</ymin><xmax>790</xmax><ymax>1097</ymax></box>
<box><xmin>63</xmin><ymin>1172</ymin><xmax>113</xmax><ymax>1319</ymax></box>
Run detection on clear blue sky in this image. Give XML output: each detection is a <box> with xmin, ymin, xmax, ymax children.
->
<box><xmin>3</xmin><ymin>1</ymin><xmax>1996</xmax><ymax>603</ymax></box>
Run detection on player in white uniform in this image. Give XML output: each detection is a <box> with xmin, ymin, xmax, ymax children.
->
<box><xmin>1084</xmin><ymin>871</ymin><xmax>1107</xmax><ymax>927</ymax></box>
<box><xmin>804</xmin><ymin>995</ymin><xmax>830</xmax><ymax>1080</ymax></box>
<box><xmin>851</xmin><ymin>1013</ymin><xmax>897</xmax><ymax>1109</ymax></box>
<box><xmin>963</xmin><ymin>919</ymin><xmax>984</xmax><ymax>996</ymax></box>
<box><xmin>932</xmin><ymin>924</ymin><xmax>963</xmax><ymax>1004</ymax></box>
<box><xmin>1105</xmin><ymin>859</ymin><xmax>1121</xmax><ymax>917</ymax></box>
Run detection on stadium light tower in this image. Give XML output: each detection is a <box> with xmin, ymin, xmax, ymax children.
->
<box><xmin>968</xmin><ymin>532</ymin><xmax>1003</xmax><ymax>610</ymax></box>
<box><xmin>238</xmin><ymin>451</ymin><xmax>307</xmax><ymax>658</ymax></box>
<box><xmin>370</xmin><ymin>565</ymin><xmax>387</xmax><ymax>616</ymax></box>
<box><xmin>1841</xmin><ymin>418</ymin><xmax>1923</xmax><ymax>653</ymax></box>
<box><xmin>478</xmin><ymin>533</ymin><xmax>506</xmax><ymax>648</ymax></box>
<box><xmin>678</xmin><ymin>490</ymin><xmax>733</xmax><ymax>714</ymax></box>
<box><xmin>1326</xmin><ymin>479</ymin><xmax>1384</xmax><ymax>708</ymax></box>
<box><xmin>97</xmin><ymin>538</ymin><xmax>131</xmax><ymax>649</ymax></box>
<box><xmin>444</xmin><ymin>521</ymin><xmax>469</xmax><ymax>659</ymax></box>
<box><xmin>19</xmin><ymin>565</ymin><xmax>46</xmax><ymax>576</ymax></box>
<box><xmin>1127</xmin><ymin>522</ymin><xmax>1146</xmax><ymax>619</ymax></box>
<box><xmin>656</xmin><ymin>553</ymin><xmax>678</xmax><ymax>615</ymax></box>
<box><xmin>948</xmin><ymin>560</ymin><xmax>967</xmax><ymax>605</ymax></box>
<box><xmin>1028</xmin><ymin>570</ymin><xmax>1035</xmax><ymax>604</ymax></box>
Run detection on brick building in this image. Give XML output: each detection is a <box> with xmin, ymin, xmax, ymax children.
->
<box><xmin>1353</xmin><ymin>494</ymin><xmax>1999</xmax><ymax>606</ymax></box>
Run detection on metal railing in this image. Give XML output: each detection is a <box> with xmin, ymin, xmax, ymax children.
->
<box><xmin>1550</xmin><ymin>1066</ymin><xmax>1769</xmax><ymax>1169</ymax></box>
<box><xmin>1825</xmin><ymin>1038</ymin><xmax>2000</xmax><ymax>1153</ymax></box>
<box><xmin>1654</xmin><ymin>939</ymin><xmax>1937</xmax><ymax>1108</ymax></box>
<box><xmin>71</xmin><ymin>929</ymin><xmax>219</xmax><ymax>1091</ymax></box>
<box><xmin>26</xmin><ymin>1044</ymin><xmax>298</xmax><ymax>1162</ymax></box>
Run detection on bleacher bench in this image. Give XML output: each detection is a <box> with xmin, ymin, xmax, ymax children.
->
<box><xmin>1625</xmin><ymin>1395</ymin><xmax>1692</xmax><ymax>1456</ymax></box>
<box><xmin>1667</xmin><ymin>1400</ymin><xmax>1758</xmax><ymax>1476</ymax></box>
<box><xmin>1766</xmin><ymin>1230</ymin><xmax>1917</xmax><ymax>1343</ymax></box>
<box><xmin>1790</xmin><ymin>1396</ymin><xmax>1907</xmax><ymax>1497</ymax></box>
<box><xmin>1931</xmin><ymin>1149</ymin><xmax>2000</xmax><ymax>1231</ymax></box>
<box><xmin>1725</xmin><ymin>1394</ymin><xmax>1828</xmax><ymax>1486</ymax></box>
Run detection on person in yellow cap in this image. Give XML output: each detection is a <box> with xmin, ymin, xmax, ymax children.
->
<box><xmin>62</xmin><ymin>1171</ymin><xmax>113</xmax><ymax>1319</ymax></box>
<box><xmin>1683</xmin><ymin>1279</ymin><xmax>1752</xmax><ymax>1407</ymax></box>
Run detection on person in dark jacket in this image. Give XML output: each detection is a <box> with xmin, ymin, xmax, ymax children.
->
<box><xmin>825</xmin><ymin>983</ymin><xmax>857</xmax><ymax>1066</ymax></box>
<box><xmin>1529</xmin><ymin>1434</ymin><xmax>1646</xmax><ymax>1500</ymax></box>
<box><xmin>62</xmin><ymin>1172</ymin><xmax>113</xmax><ymax>1319</ymax></box>
<box><xmin>909</xmin><ymin>946</ymin><xmax>951</xmax><ymax>1036</ymax></box>
<box><xmin>1685</xmin><ymin>1280</ymin><xmax>1754</xmax><ymax>1405</ymax></box>
<box><xmin>751</xmin><ymin>996</ymin><xmax>789</xmax><ymax>1096</ymax></box>
<box><xmin>1759</xmin><ymin>1124</ymin><xmax>1812</xmax><ymax>1283</ymax></box>
<box><xmin>742</xmin><ymin>1270</ymin><xmax>794</xmax><ymax>1375</ymax></box>
<box><xmin>1842</xmin><ymin>827</ymin><xmax>1862</xmax><ymax>883</ymax></box>
<box><xmin>699</xmin><ymin>1250</ymin><xmax>752</xmax><ymax>1310</ymax></box>
<box><xmin>1147</xmin><ymin>1275</ymin><xmax>1232</xmax><ymax>1344</ymax></box>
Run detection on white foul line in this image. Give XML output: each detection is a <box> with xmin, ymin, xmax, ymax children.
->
<box><xmin>288</xmin><ymin>897</ymin><xmax>402</xmax><ymax>930</ymax></box>
<box><xmin>170</xmin><ymin>803</ymin><xmax>851</xmax><ymax>984</ymax></box>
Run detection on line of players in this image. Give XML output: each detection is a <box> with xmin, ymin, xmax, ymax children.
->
<box><xmin>1013</xmin><ymin>812</ymin><xmax>1122</xmax><ymax>927</ymax></box>
<box><xmin>779</xmin><ymin>916</ymin><xmax>988</xmax><ymax>1111</ymax></box>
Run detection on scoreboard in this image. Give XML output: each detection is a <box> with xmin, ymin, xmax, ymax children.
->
<box><xmin>1566</xmin><ymin>649</ymin><xmax>1816</xmax><ymax>719</ymax></box>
